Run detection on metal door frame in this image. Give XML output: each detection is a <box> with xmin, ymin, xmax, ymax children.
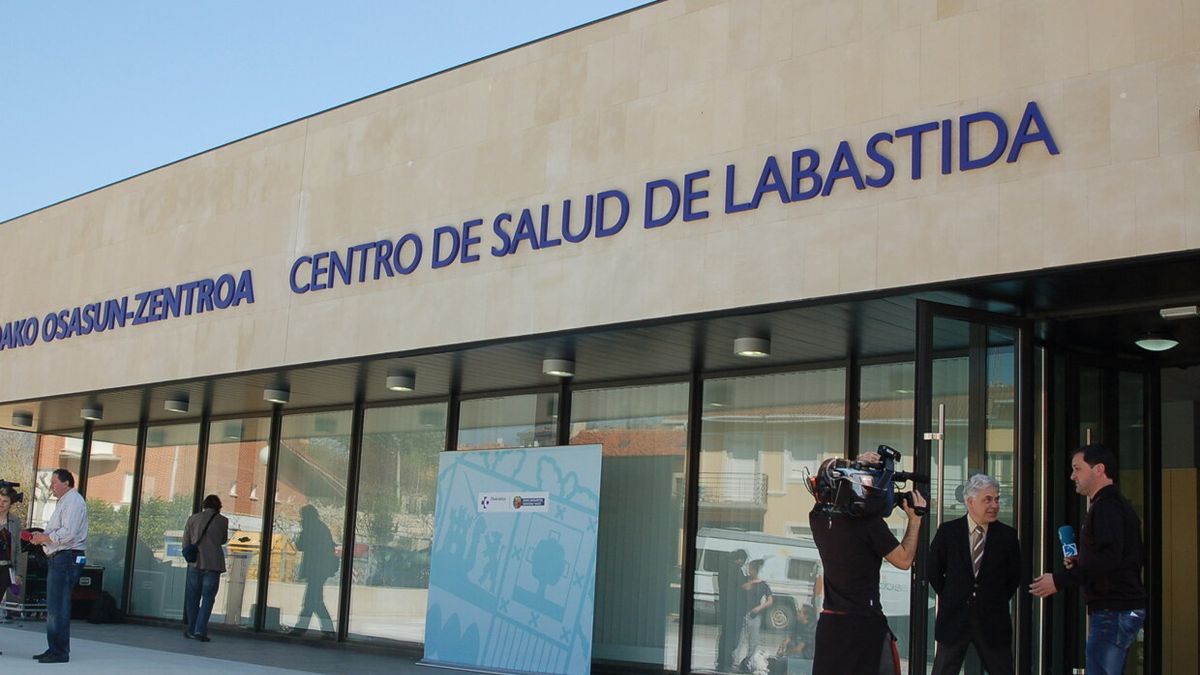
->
<box><xmin>912</xmin><ymin>301</ymin><xmax>1034</xmax><ymax>674</ymax></box>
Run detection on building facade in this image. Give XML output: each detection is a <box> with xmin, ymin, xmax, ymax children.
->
<box><xmin>2</xmin><ymin>0</ymin><xmax>1199</xmax><ymax>672</ymax></box>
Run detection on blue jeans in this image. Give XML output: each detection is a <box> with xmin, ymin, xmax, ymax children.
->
<box><xmin>1087</xmin><ymin>608</ymin><xmax>1145</xmax><ymax>675</ymax></box>
<box><xmin>46</xmin><ymin>552</ymin><xmax>83</xmax><ymax>658</ymax></box>
<box><xmin>184</xmin><ymin>567</ymin><xmax>222</xmax><ymax>637</ymax></box>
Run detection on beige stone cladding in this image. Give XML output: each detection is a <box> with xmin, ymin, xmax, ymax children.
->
<box><xmin>1</xmin><ymin>0</ymin><xmax>1198</xmax><ymax>402</ymax></box>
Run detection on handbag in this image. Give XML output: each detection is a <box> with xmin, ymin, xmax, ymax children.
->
<box><xmin>182</xmin><ymin>511</ymin><xmax>218</xmax><ymax>564</ymax></box>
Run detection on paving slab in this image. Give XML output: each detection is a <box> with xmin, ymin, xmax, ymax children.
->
<box><xmin>0</xmin><ymin>618</ymin><xmax>446</xmax><ymax>674</ymax></box>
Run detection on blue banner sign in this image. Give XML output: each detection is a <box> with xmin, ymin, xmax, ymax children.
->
<box><xmin>424</xmin><ymin>445</ymin><xmax>603</xmax><ymax>675</ymax></box>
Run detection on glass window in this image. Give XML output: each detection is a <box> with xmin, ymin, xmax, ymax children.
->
<box><xmin>858</xmin><ymin>361</ymin><xmax>926</xmax><ymax>662</ymax></box>
<box><xmin>85</xmin><ymin>427</ymin><xmax>138</xmax><ymax>605</ymax></box>
<box><xmin>0</xmin><ymin>428</ymin><xmax>37</xmax><ymax>606</ymax></box>
<box><xmin>858</xmin><ymin>362</ymin><xmax>914</xmax><ymax>454</ymax></box>
<box><xmin>457</xmin><ymin>393</ymin><xmax>558</xmax><ymax>450</ymax></box>
<box><xmin>348</xmin><ymin>403</ymin><xmax>446</xmax><ymax>642</ymax></box>
<box><xmin>0</xmin><ymin>428</ymin><xmax>37</xmax><ymax>498</ymax></box>
<box><xmin>570</xmin><ymin>382</ymin><xmax>689</xmax><ymax>670</ymax></box>
<box><xmin>690</xmin><ymin>369</ymin><xmax>845</xmax><ymax>674</ymax></box>
<box><xmin>266</xmin><ymin>411</ymin><xmax>352</xmax><ymax>638</ymax></box>
<box><xmin>128</xmin><ymin>423</ymin><xmax>201</xmax><ymax>619</ymax></box>
<box><xmin>1117</xmin><ymin>370</ymin><xmax>1147</xmax><ymax>674</ymax></box>
<box><xmin>29</xmin><ymin>432</ymin><xmax>85</xmax><ymax>530</ymax></box>
<box><xmin>0</xmin><ymin>428</ymin><xmax>36</xmax><ymax>524</ymax></box>
<box><xmin>201</xmin><ymin>416</ymin><xmax>271</xmax><ymax>629</ymax></box>
<box><xmin>1118</xmin><ymin>371</ymin><xmax>1146</xmax><ymax>520</ymax></box>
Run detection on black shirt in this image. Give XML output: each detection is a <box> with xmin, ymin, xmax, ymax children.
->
<box><xmin>809</xmin><ymin>509</ymin><xmax>900</xmax><ymax>615</ymax></box>
<box><xmin>745</xmin><ymin>579</ymin><xmax>772</xmax><ymax>615</ymax></box>
<box><xmin>1053</xmin><ymin>484</ymin><xmax>1146</xmax><ymax>611</ymax></box>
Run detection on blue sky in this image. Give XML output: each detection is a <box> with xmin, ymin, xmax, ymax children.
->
<box><xmin>0</xmin><ymin>1</ymin><xmax>648</xmax><ymax>223</ymax></box>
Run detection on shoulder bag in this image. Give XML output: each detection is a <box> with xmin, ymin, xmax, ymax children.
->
<box><xmin>182</xmin><ymin>511</ymin><xmax>218</xmax><ymax>564</ymax></box>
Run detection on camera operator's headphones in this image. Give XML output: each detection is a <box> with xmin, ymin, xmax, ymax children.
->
<box><xmin>807</xmin><ymin>457</ymin><xmax>891</xmax><ymax>518</ymax></box>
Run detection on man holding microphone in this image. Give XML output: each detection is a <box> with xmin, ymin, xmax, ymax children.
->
<box><xmin>1030</xmin><ymin>444</ymin><xmax>1146</xmax><ymax>675</ymax></box>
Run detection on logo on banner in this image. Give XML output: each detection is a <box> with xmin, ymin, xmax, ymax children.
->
<box><xmin>477</xmin><ymin>492</ymin><xmax>549</xmax><ymax>513</ymax></box>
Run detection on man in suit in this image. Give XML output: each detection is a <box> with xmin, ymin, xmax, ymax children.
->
<box><xmin>927</xmin><ymin>473</ymin><xmax>1021</xmax><ymax>675</ymax></box>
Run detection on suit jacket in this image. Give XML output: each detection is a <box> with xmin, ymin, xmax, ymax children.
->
<box><xmin>927</xmin><ymin>516</ymin><xmax>1021</xmax><ymax>647</ymax></box>
<box><xmin>183</xmin><ymin>508</ymin><xmax>229</xmax><ymax>573</ymax></box>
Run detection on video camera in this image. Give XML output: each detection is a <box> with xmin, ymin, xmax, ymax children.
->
<box><xmin>806</xmin><ymin>445</ymin><xmax>928</xmax><ymax>518</ymax></box>
<box><xmin>0</xmin><ymin>479</ymin><xmax>21</xmax><ymax>503</ymax></box>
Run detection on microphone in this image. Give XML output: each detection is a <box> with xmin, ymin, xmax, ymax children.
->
<box><xmin>1058</xmin><ymin>525</ymin><xmax>1077</xmax><ymax>558</ymax></box>
<box><xmin>19</xmin><ymin>530</ymin><xmax>32</xmax><ymax>542</ymax></box>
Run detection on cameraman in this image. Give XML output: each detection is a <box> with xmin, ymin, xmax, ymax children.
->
<box><xmin>808</xmin><ymin>451</ymin><xmax>926</xmax><ymax>675</ymax></box>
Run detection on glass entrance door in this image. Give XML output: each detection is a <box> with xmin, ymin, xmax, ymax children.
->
<box><xmin>911</xmin><ymin>302</ymin><xmax>1033</xmax><ymax>673</ymax></box>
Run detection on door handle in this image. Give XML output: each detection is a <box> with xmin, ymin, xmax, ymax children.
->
<box><xmin>924</xmin><ymin>403</ymin><xmax>946</xmax><ymax>525</ymax></box>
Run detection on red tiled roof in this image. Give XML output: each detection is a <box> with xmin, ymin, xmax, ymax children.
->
<box><xmin>569</xmin><ymin>428</ymin><xmax>686</xmax><ymax>457</ymax></box>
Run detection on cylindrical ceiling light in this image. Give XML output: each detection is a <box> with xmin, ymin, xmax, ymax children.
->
<box><xmin>386</xmin><ymin>369</ymin><xmax>416</xmax><ymax>392</ymax></box>
<box><xmin>542</xmin><ymin>358</ymin><xmax>575</xmax><ymax>377</ymax></box>
<box><xmin>734</xmin><ymin>336</ymin><xmax>771</xmax><ymax>358</ymax></box>
<box><xmin>164</xmin><ymin>394</ymin><xmax>190</xmax><ymax>413</ymax></box>
<box><xmin>80</xmin><ymin>404</ymin><xmax>104</xmax><ymax>421</ymax></box>
<box><xmin>12</xmin><ymin>411</ymin><xmax>33</xmax><ymax>428</ymax></box>
<box><xmin>263</xmin><ymin>385</ymin><xmax>290</xmax><ymax>404</ymax></box>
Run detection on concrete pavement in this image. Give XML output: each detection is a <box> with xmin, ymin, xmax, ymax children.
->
<box><xmin>0</xmin><ymin>618</ymin><xmax>444</xmax><ymax>674</ymax></box>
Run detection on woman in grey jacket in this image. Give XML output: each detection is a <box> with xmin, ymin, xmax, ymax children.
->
<box><xmin>182</xmin><ymin>494</ymin><xmax>229</xmax><ymax>641</ymax></box>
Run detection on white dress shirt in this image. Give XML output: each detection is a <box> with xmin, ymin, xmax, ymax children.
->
<box><xmin>44</xmin><ymin>487</ymin><xmax>88</xmax><ymax>556</ymax></box>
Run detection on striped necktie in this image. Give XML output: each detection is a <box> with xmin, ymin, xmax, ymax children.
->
<box><xmin>971</xmin><ymin>525</ymin><xmax>985</xmax><ymax>577</ymax></box>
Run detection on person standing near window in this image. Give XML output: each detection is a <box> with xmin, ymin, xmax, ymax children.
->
<box><xmin>927</xmin><ymin>473</ymin><xmax>1021</xmax><ymax>675</ymax></box>
<box><xmin>0</xmin><ymin>486</ymin><xmax>26</xmax><ymax>624</ymax></box>
<box><xmin>294</xmin><ymin>504</ymin><xmax>337</xmax><ymax>637</ymax></box>
<box><xmin>738</xmin><ymin>558</ymin><xmax>773</xmax><ymax>671</ymax></box>
<box><xmin>29</xmin><ymin>468</ymin><xmax>88</xmax><ymax>664</ymax></box>
<box><xmin>1030</xmin><ymin>444</ymin><xmax>1146</xmax><ymax>675</ymax></box>
<box><xmin>183</xmin><ymin>494</ymin><xmax>229</xmax><ymax>642</ymax></box>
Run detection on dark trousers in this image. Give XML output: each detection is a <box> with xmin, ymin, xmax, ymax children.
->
<box><xmin>813</xmin><ymin>612</ymin><xmax>897</xmax><ymax>675</ymax></box>
<box><xmin>931</xmin><ymin>609</ymin><xmax>1014</xmax><ymax>675</ymax></box>
<box><xmin>296</xmin><ymin>578</ymin><xmax>333</xmax><ymax>633</ymax></box>
<box><xmin>717</xmin><ymin>611</ymin><xmax>743</xmax><ymax>670</ymax></box>
<box><xmin>184</xmin><ymin>567</ymin><xmax>222</xmax><ymax>637</ymax></box>
<box><xmin>46</xmin><ymin>553</ymin><xmax>83</xmax><ymax>658</ymax></box>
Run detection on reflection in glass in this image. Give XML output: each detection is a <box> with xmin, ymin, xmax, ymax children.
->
<box><xmin>0</xmin><ymin>429</ymin><xmax>37</xmax><ymax>508</ymax></box>
<box><xmin>859</xmin><ymin>361</ymin><xmax>915</xmax><ymax>456</ymax></box>
<box><xmin>985</xmin><ymin>330</ymin><xmax>1017</xmax><ymax>519</ymax></box>
<box><xmin>0</xmin><ymin>428</ymin><xmax>39</xmax><ymax>612</ymax></box>
<box><xmin>457</xmin><ymin>393</ymin><xmax>558</xmax><ymax>450</ymax></box>
<box><xmin>85</xmin><ymin>427</ymin><xmax>139</xmax><ymax>605</ymax></box>
<box><xmin>690</xmin><ymin>369</ymin><xmax>845</xmax><ymax>674</ymax></box>
<box><xmin>859</xmin><ymin>360</ymin><xmax>922</xmax><ymax>648</ymax></box>
<box><xmin>570</xmin><ymin>383</ymin><xmax>688</xmax><ymax>669</ymax></box>
<box><xmin>348</xmin><ymin>403</ymin><xmax>446</xmax><ymax>642</ymax></box>
<box><xmin>923</xmin><ymin>318</ymin><xmax>1018</xmax><ymax>673</ymax></box>
<box><xmin>266</xmin><ymin>411</ymin><xmax>352</xmax><ymax>638</ymax></box>
<box><xmin>129</xmin><ymin>423</ymin><xmax>200</xmax><ymax>619</ymax></box>
<box><xmin>1117</xmin><ymin>370</ymin><xmax>1146</xmax><ymax>674</ymax></box>
<box><xmin>201</xmin><ymin>417</ymin><xmax>271</xmax><ymax>629</ymax></box>
<box><xmin>29</xmin><ymin>433</ymin><xmax>86</xmax><ymax>530</ymax></box>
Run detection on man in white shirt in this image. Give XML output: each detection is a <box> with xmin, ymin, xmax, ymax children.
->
<box><xmin>29</xmin><ymin>468</ymin><xmax>88</xmax><ymax>664</ymax></box>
